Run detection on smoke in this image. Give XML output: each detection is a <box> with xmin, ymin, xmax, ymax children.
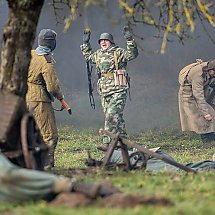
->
<box><xmin>1</xmin><ymin>1</ymin><xmax>215</xmax><ymax>133</ymax></box>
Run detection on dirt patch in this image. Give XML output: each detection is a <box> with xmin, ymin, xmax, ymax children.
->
<box><xmin>52</xmin><ymin>167</ymin><xmax>100</xmax><ymax>177</ymax></box>
<box><xmin>50</xmin><ymin>193</ymin><xmax>92</xmax><ymax>207</ymax></box>
<box><xmin>97</xmin><ymin>193</ymin><xmax>173</xmax><ymax>208</ymax></box>
<box><xmin>49</xmin><ymin>192</ymin><xmax>173</xmax><ymax>208</ymax></box>
<box><xmin>51</xmin><ymin>167</ymin><xmax>121</xmax><ymax>178</ymax></box>
<box><xmin>0</xmin><ymin>212</ymin><xmax>14</xmax><ymax>215</ymax></box>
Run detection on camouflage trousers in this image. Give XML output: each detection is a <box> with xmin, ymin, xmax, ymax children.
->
<box><xmin>27</xmin><ymin>101</ymin><xmax>58</xmax><ymax>167</ymax></box>
<box><xmin>101</xmin><ymin>90</ymin><xmax>127</xmax><ymax>144</ymax></box>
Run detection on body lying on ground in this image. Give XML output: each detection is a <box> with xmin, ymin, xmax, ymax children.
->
<box><xmin>109</xmin><ymin>149</ymin><xmax>215</xmax><ymax>171</ymax></box>
<box><xmin>0</xmin><ymin>152</ymin><xmax>120</xmax><ymax>204</ymax></box>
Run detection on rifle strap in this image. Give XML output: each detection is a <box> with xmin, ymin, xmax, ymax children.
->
<box><xmin>114</xmin><ymin>50</ymin><xmax>131</xmax><ymax>100</ymax></box>
<box><xmin>113</xmin><ymin>50</ymin><xmax>118</xmax><ymax>72</ymax></box>
<box><xmin>39</xmin><ymin>76</ymin><xmax>54</xmax><ymax>102</ymax></box>
<box><xmin>44</xmin><ymin>54</ymin><xmax>56</xmax><ymax>63</ymax></box>
<box><xmin>44</xmin><ymin>55</ymin><xmax>52</xmax><ymax>63</ymax></box>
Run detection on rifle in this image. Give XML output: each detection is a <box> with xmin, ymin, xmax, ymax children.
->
<box><xmin>86</xmin><ymin>60</ymin><xmax>95</xmax><ymax>109</ymax></box>
<box><xmin>41</xmin><ymin>76</ymin><xmax>54</xmax><ymax>102</ymax></box>
<box><xmin>40</xmin><ymin>77</ymin><xmax>72</xmax><ymax>115</ymax></box>
<box><xmin>58</xmin><ymin>99</ymin><xmax>72</xmax><ymax>115</ymax></box>
<box><xmin>126</xmin><ymin>73</ymin><xmax>131</xmax><ymax>101</ymax></box>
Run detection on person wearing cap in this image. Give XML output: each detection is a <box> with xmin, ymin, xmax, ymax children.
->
<box><xmin>178</xmin><ymin>59</ymin><xmax>215</xmax><ymax>143</ymax></box>
<box><xmin>26</xmin><ymin>29</ymin><xmax>64</xmax><ymax>169</ymax></box>
<box><xmin>80</xmin><ymin>27</ymin><xmax>138</xmax><ymax>151</ymax></box>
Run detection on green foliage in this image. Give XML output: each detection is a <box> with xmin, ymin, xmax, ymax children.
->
<box><xmin>1</xmin><ymin>127</ymin><xmax>215</xmax><ymax>214</ymax></box>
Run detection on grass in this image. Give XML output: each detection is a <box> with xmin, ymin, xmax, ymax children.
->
<box><xmin>0</xmin><ymin>126</ymin><xmax>215</xmax><ymax>215</ymax></box>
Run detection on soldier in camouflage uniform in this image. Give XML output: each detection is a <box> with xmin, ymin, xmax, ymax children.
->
<box><xmin>26</xmin><ymin>29</ymin><xmax>64</xmax><ymax>169</ymax></box>
<box><xmin>80</xmin><ymin>26</ymin><xmax>138</xmax><ymax>151</ymax></box>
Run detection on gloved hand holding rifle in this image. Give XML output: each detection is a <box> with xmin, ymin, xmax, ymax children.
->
<box><xmin>41</xmin><ymin>76</ymin><xmax>72</xmax><ymax>115</ymax></box>
<box><xmin>122</xmin><ymin>25</ymin><xmax>132</xmax><ymax>100</ymax></box>
<box><xmin>83</xmin><ymin>28</ymin><xmax>91</xmax><ymax>44</ymax></box>
<box><xmin>83</xmin><ymin>28</ymin><xmax>96</xmax><ymax>109</ymax></box>
<box><xmin>59</xmin><ymin>98</ymin><xmax>72</xmax><ymax>115</ymax></box>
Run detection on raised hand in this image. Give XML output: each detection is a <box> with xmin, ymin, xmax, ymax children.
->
<box><xmin>122</xmin><ymin>26</ymin><xmax>133</xmax><ymax>40</ymax></box>
<box><xmin>83</xmin><ymin>28</ymin><xmax>91</xmax><ymax>44</ymax></box>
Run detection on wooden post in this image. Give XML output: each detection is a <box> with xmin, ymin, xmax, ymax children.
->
<box><xmin>102</xmin><ymin>133</ymin><xmax>119</xmax><ymax>166</ymax></box>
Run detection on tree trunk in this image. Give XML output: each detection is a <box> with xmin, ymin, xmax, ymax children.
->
<box><xmin>0</xmin><ymin>0</ymin><xmax>44</xmax><ymax>97</ymax></box>
<box><xmin>0</xmin><ymin>0</ymin><xmax>46</xmax><ymax>167</ymax></box>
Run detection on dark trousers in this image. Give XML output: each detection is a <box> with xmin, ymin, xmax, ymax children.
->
<box><xmin>200</xmin><ymin>132</ymin><xmax>215</xmax><ymax>143</ymax></box>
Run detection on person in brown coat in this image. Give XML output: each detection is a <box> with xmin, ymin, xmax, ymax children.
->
<box><xmin>26</xmin><ymin>29</ymin><xmax>64</xmax><ymax>169</ymax></box>
<box><xmin>178</xmin><ymin>59</ymin><xmax>215</xmax><ymax>143</ymax></box>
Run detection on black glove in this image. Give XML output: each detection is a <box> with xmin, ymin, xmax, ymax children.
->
<box><xmin>83</xmin><ymin>29</ymin><xmax>91</xmax><ymax>44</ymax></box>
<box><xmin>122</xmin><ymin>26</ymin><xmax>133</xmax><ymax>40</ymax></box>
<box><xmin>209</xmin><ymin>81</ymin><xmax>215</xmax><ymax>88</ymax></box>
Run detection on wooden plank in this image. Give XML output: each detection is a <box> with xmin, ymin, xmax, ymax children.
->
<box><xmin>119</xmin><ymin>140</ymin><xmax>131</xmax><ymax>169</ymax></box>
<box><xmin>100</xmin><ymin>129</ymin><xmax>197</xmax><ymax>173</ymax></box>
<box><xmin>102</xmin><ymin>133</ymin><xmax>119</xmax><ymax>166</ymax></box>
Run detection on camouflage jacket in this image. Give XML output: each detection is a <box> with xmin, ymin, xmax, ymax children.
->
<box><xmin>26</xmin><ymin>50</ymin><xmax>63</xmax><ymax>102</ymax></box>
<box><xmin>80</xmin><ymin>41</ymin><xmax>138</xmax><ymax>96</ymax></box>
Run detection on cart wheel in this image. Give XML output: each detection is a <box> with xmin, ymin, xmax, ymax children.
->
<box><xmin>21</xmin><ymin>113</ymin><xmax>48</xmax><ymax>170</ymax></box>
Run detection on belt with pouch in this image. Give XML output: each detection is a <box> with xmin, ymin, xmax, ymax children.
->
<box><xmin>101</xmin><ymin>73</ymin><xmax>114</xmax><ymax>77</ymax></box>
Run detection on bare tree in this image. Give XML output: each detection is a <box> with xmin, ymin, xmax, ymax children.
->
<box><xmin>51</xmin><ymin>0</ymin><xmax>215</xmax><ymax>53</ymax></box>
<box><xmin>1</xmin><ymin>0</ymin><xmax>215</xmax><ymax>96</ymax></box>
<box><xmin>0</xmin><ymin>0</ymin><xmax>45</xmax><ymax>168</ymax></box>
<box><xmin>0</xmin><ymin>0</ymin><xmax>44</xmax><ymax>97</ymax></box>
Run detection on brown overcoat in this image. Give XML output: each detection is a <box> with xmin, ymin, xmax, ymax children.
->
<box><xmin>26</xmin><ymin>50</ymin><xmax>63</xmax><ymax>144</ymax></box>
<box><xmin>26</xmin><ymin>50</ymin><xmax>63</xmax><ymax>102</ymax></box>
<box><xmin>178</xmin><ymin>61</ymin><xmax>215</xmax><ymax>134</ymax></box>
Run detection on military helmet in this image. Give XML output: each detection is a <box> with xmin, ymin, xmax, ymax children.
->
<box><xmin>98</xmin><ymin>33</ymin><xmax>114</xmax><ymax>44</ymax></box>
<box><xmin>38</xmin><ymin>29</ymin><xmax>57</xmax><ymax>51</ymax></box>
<box><xmin>206</xmin><ymin>60</ymin><xmax>215</xmax><ymax>71</ymax></box>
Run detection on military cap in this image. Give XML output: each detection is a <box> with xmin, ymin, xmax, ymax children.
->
<box><xmin>204</xmin><ymin>60</ymin><xmax>215</xmax><ymax>71</ymax></box>
<box><xmin>38</xmin><ymin>29</ymin><xmax>57</xmax><ymax>51</ymax></box>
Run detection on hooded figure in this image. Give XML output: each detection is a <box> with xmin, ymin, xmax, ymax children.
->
<box><xmin>26</xmin><ymin>29</ymin><xmax>64</xmax><ymax>169</ymax></box>
<box><xmin>178</xmin><ymin>59</ymin><xmax>215</xmax><ymax>143</ymax></box>
<box><xmin>80</xmin><ymin>27</ymin><xmax>138</xmax><ymax>151</ymax></box>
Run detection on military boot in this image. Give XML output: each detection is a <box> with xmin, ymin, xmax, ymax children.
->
<box><xmin>44</xmin><ymin>140</ymin><xmax>56</xmax><ymax>170</ymax></box>
<box><xmin>97</xmin><ymin>143</ymin><xmax>109</xmax><ymax>152</ymax></box>
<box><xmin>44</xmin><ymin>154</ymin><xmax>54</xmax><ymax>170</ymax></box>
<box><xmin>200</xmin><ymin>133</ymin><xmax>215</xmax><ymax>143</ymax></box>
<box><xmin>97</xmin><ymin>135</ymin><xmax>111</xmax><ymax>152</ymax></box>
